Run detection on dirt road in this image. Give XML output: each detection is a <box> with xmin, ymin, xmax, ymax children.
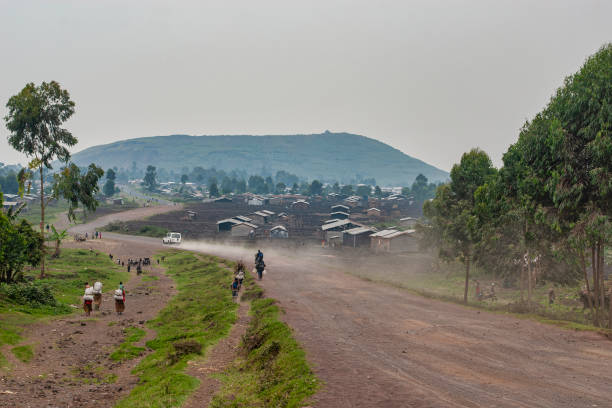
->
<box><xmin>6</xmin><ymin>204</ymin><xmax>611</xmax><ymax>407</ymax></box>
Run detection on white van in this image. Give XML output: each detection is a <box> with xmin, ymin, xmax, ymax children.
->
<box><xmin>162</xmin><ymin>232</ymin><xmax>182</xmax><ymax>245</ymax></box>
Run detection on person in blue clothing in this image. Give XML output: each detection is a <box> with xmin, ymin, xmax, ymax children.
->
<box><xmin>255</xmin><ymin>250</ymin><xmax>264</xmax><ymax>263</ymax></box>
<box><xmin>231</xmin><ymin>278</ymin><xmax>240</xmax><ymax>300</ymax></box>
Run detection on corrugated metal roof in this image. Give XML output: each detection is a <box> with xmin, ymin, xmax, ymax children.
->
<box><xmin>261</xmin><ymin>210</ymin><xmax>275</xmax><ymax>215</ymax></box>
<box><xmin>330</xmin><ymin>211</ymin><xmax>350</xmax><ymax>216</ymax></box>
<box><xmin>270</xmin><ymin>225</ymin><xmax>287</xmax><ymax>231</ymax></box>
<box><xmin>253</xmin><ymin>211</ymin><xmax>269</xmax><ymax>217</ymax></box>
<box><xmin>344</xmin><ymin>226</ymin><xmax>374</xmax><ymax>235</ymax></box>
<box><xmin>234</xmin><ymin>215</ymin><xmax>252</xmax><ymax>222</ymax></box>
<box><xmin>367</xmin><ymin>208</ymin><xmax>381</xmax><ymax>212</ymax></box>
<box><xmin>370</xmin><ymin>229</ymin><xmax>398</xmax><ymax>237</ymax></box>
<box><xmin>216</xmin><ymin>218</ymin><xmax>241</xmax><ymax>225</ymax></box>
<box><xmin>233</xmin><ymin>222</ymin><xmax>258</xmax><ymax>229</ymax></box>
<box><xmin>382</xmin><ymin>230</ymin><xmax>416</xmax><ymax>239</ymax></box>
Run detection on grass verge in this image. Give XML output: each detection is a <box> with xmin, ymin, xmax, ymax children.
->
<box><xmin>210</xmin><ymin>271</ymin><xmax>319</xmax><ymax>408</ymax></box>
<box><xmin>11</xmin><ymin>345</ymin><xmax>33</xmax><ymax>362</ymax></box>
<box><xmin>0</xmin><ymin>248</ymin><xmax>128</xmax><ymax>367</ymax></box>
<box><xmin>110</xmin><ymin>327</ymin><xmax>147</xmax><ymax>361</ymax></box>
<box><xmin>114</xmin><ymin>250</ymin><xmax>237</xmax><ymax>408</ymax></box>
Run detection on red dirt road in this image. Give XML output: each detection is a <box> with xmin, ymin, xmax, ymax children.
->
<box><xmin>20</xmin><ymin>203</ymin><xmax>612</xmax><ymax>408</ymax></box>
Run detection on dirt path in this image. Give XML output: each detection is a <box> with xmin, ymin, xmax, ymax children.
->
<box><xmin>0</xmin><ymin>208</ymin><xmax>177</xmax><ymax>408</ymax></box>
<box><xmin>172</xmin><ymin>241</ymin><xmax>612</xmax><ymax>408</ymax></box>
<box><xmin>182</xmin><ymin>269</ymin><xmax>251</xmax><ymax>408</ymax></box>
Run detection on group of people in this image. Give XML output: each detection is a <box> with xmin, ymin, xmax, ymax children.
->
<box><xmin>83</xmin><ymin>281</ymin><xmax>126</xmax><ymax>316</ymax></box>
<box><xmin>84</xmin><ymin>231</ymin><xmax>102</xmax><ymax>240</ymax></box>
<box><xmin>255</xmin><ymin>249</ymin><xmax>265</xmax><ymax>280</ymax></box>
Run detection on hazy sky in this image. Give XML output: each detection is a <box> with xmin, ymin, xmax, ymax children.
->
<box><xmin>1</xmin><ymin>1</ymin><xmax>611</xmax><ymax>171</ymax></box>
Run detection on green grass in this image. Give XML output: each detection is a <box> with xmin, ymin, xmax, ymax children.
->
<box><xmin>110</xmin><ymin>327</ymin><xmax>147</xmax><ymax>361</ymax></box>
<box><xmin>16</xmin><ymin>199</ymin><xmax>70</xmax><ymax>228</ymax></box>
<box><xmin>11</xmin><ymin>345</ymin><xmax>33</xmax><ymax>362</ymax></box>
<box><xmin>142</xmin><ymin>275</ymin><xmax>159</xmax><ymax>282</ymax></box>
<box><xmin>210</xmin><ymin>271</ymin><xmax>319</xmax><ymax>408</ymax></box>
<box><xmin>115</xmin><ymin>251</ymin><xmax>238</xmax><ymax>408</ymax></box>
<box><xmin>103</xmin><ymin>222</ymin><xmax>168</xmax><ymax>238</ymax></box>
<box><xmin>0</xmin><ymin>248</ymin><xmax>128</xmax><ymax>365</ymax></box>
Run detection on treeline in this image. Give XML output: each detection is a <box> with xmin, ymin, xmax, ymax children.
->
<box><xmin>422</xmin><ymin>44</ymin><xmax>611</xmax><ymax>327</ymax></box>
<box><xmin>0</xmin><ymin>164</ymin><xmax>20</xmax><ymax>194</ymax></box>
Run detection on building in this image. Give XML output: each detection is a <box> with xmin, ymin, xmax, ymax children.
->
<box><xmin>321</xmin><ymin>219</ymin><xmax>364</xmax><ymax>242</ymax></box>
<box><xmin>250</xmin><ymin>211</ymin><xmax>271</xmax><ymax>225</ymax></box>
<box><xmin>270</xmin><ymin>225</ymin><xmax>289</xmax><ymax>239</ymax></box>
<box><xmin>343</xmin><ymin>226</ymin><xmax>375</xmax><ymax>248</ymax></box>
<box><xmin>217</xmin><ymin>218</ymin><xmax>242</xmax><ymax>232</ymax></box>
<box><xmin>213</xmin><ymin>196</ymin><xmax>233</xmax><ymax>203</ymax></box>
<box><xmin>366</xmin><ymin>208</ymin><xmax>381</xmax><ymax>217</ymax></box>
<box><xmin>231</xmin><ymin>222</ymin><xmax>258</xmax><ymax>237</ymax></box>
<box><xmin>331</xmin><ymin>204</ymin><xmax>350</xmax><ymax>213</ymax></box>
<box><xmin>247</xmin><ymin>197</ymin><xmax>264</xmax><ymax>206</ymax></box>
<box><xmin>400</xmin><ymin>217</ymin><xmax>418</xmax><ymax>228</ymax></box>
<box><xmin>2</xmin><ymin>201</ymin><xmax>20</xmax><ymax>212</ymax></box>
<box><xmin>291</xmin><ymin>200</ymin><xmax>310</xmax><ymax>210</ymax></box>
<box><xmin>234</xmin><ymin>215</ymin><xmax>252</xmax><ymax>223</ymax></box>
<box><xmin>370</xmin><ymin>229</ymin><xmax>418</xmax><ymax>253</ymax></box>
<box><xmin>330</xmin><ymin>211</ymin><xmax>350</xmax><ymax>220</ymax></box>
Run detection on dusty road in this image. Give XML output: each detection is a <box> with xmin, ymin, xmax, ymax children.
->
<box><xmin>8</xmin><ymin>204</ymin><xmax>610</xmax><ymax>408</ymax></box>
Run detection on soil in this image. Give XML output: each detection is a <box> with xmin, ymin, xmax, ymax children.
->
<box><xmin>3</xmin><ymin>206</ymin><xmax>612</xmax><ymax>407</ymax></box>
<box><xmin>182</xmin><ymin>264</ymin><xmax>251</xmax><ymax>408</ymax></box>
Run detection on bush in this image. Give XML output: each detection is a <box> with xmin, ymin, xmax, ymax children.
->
<box><xmin>0</xmin><ymin>283</ymin><xmax>57</xmax><ymax>306</ymax></box>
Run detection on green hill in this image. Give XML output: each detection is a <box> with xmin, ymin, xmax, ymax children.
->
<box><xmin>70</xmin><ymin>132</ymin><xmax>448</xmax><ymax>185</ymax></box>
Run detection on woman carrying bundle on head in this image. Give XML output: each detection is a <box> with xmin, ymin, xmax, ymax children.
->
<box><xmin>114</xmin><ymin>282</ymin><xmax>126</xmax><ymax>315</ymax></box>
<box><xmin>83</xmin><ymin>283</ymin><xmax>94</xmax><ymax>316</ymax></box>
<box><xmin>93</xmin><ymin>281</ymin><xmax>103</xmax><ymax>310</ymax></box>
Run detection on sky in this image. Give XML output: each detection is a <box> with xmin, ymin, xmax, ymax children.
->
<box><xmin>1</xmin><ymin>0</ymin><xmax>611</xmax><ymax>172</ymax></box>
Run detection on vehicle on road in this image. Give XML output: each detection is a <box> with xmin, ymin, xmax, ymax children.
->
<box><xmin>162</xmin><ymin>232</ymin><xmax>182</xmax><ymax>245</ymax></box>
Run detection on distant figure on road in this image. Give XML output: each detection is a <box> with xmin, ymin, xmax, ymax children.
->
<box><xmin>95</xmin><ymin>231</ymin><xmax>99</xmax><ymax>239</ymax></box>
<box><xmin>83</xmin><ymin>283</ymin><xmax>94</xmax><ymax>316</ymax></box>
<box><xmin>114</xmin><ymin>282</ymin><xmax>125</xmax><ymax>315</ymax></box>
<box><xmin>85</xmin><ymin>232</ymin><xmax>88</xmax><ymax>239</ymax></box>
<box><xmin>255</xmin><ymin>250</ymin><xmax>264</xmax><ymax>263</ymax></box>
<box><xmin>231</xmin><ymin>278</ymin><xmax>240</xmax><ymax>301</ymax></box>
<box><xmin>255</xmin><ymin>259</ymin><xmax>265</xmax><ymax>281</ymax></box>
<box><xmin>136</xmin><ymin>263</ymin><xmax>142</xmax><ymax>275</ymax></box>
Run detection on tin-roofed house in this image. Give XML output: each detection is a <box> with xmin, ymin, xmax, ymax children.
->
<box><xmin>321</xmin><ymin>219</ymin><xmax>363</xmax><ymax>244</ymax></box>
<box><xmin>371</xmin><ymin>229</ymin><xmax>418</xmax><ymax>253</ymax></box>
<box><xmin>270</xmin><ymin>225</ymin><xmax>289</xmax><ymax>239</ymax></box>
<box><xmin>343</xmin><ymin>226</ymin><xmax>375</xmax><ymax>248</ymax></box>
<box><xmin>330</xmin><ymin>211</ymin><xmax>350</xmax><ymax>220</ymax></box>
<box><xmin>231</xmin><ymin>222</ymin><xmax>258</xmax><ymax>238</ymax></box>
<box><xmin>217</xmin><ymin>218</ymin><xmax>242</xmax><ymax>232</ymax></box>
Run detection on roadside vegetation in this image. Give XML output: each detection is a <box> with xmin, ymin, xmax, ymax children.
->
<box><xmin>103</xmin><ymin>221</ymin><xmax>168</xmax><ymax>238</ymax></box>
<box><xmin>110</xmin><ymin>327</ymin><xmax>147</xmax><ymax>361</ymax></box>
<box><xmin>115</xmin><ymin>251</ymin><xmax>237</xmax><ymax>408</ymax></box>
<box><xmin>420</xmin><ymin>44</ymin><xmax>612</xmax><ymax>328</ymax></box>
<box><xmin>210</xmin><ymin>270</ymin><xmax>319</xmax><ymax>408</ymax></box>
<box><xmin>0</xmin><ymin>248</ymin><xmax>127</xmax><ymax>368</ymax></box>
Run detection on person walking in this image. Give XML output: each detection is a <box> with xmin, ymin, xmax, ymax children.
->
<box><xmin>93</xmin><ymin>281</ymin><xmax>103</xmax><ymax>311</ymax></box>
<box><xmin>231</xmin><ymin>278</ymin><xmax>240</xmax><ymax>301</ymax></box>
<box><xmin>255</xmin><ymin>259</ymin><xmax>265</xmax><ymax>281</ymax></box>
<box><xmin>83</xmin><ymin>283</ymin><xmax>94</xmax><ymax>316</ymax></box>
<box><xmin>114</xmin><ymin>282</ymin><xmax>126</xmax><ymax>315</ymax></box>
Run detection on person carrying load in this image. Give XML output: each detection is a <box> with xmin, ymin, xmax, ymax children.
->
<box><xmin>93</xmin><ymin>281</ymin><xmax>103</xmax><ymax>310</ymax></box>
<box><xmin>114</xmin><ymin>282</ymin><xmax>126</xmax><ymax>315</ymax></box>
<box><xmin>83</xmin><ymin>283</ymin><xmax>94</xmax><ymax>316</ymax></box>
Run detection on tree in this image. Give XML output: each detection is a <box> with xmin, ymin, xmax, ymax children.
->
<box><xmin>309</xmin><ymin>180</ymin><xmax>323</xmax><ymax>196</ymax></box>
<box><xmin>181</xmin><ymin>174</ymin><xmax>188</xmax><ymax>184</ymax></box>
<box><xmin>0</xmin><ymin>193</ymin><xmax>43</xmax><ymax>283</ymax></box>
<box><xmin>340</xmin><ymin>184</ymin><xmax>353</xmax><ymax>196</ymax></box>
<box><xmin>236</xmin><ymin>179</ymin><xmax>247</xmax><ymax>193</ymax></box>
<box><xmin>291</xmin><ymin>182</ymin><xmax>299</xmax><ymax>194</ymax></box>
<box><xmin>48</xmin><ymin>225</ymin><xmax>68</xmax><ymax>258</ymax></box>
<box><xmin>424</xmin><ymin>149</ymin><xmax>496</xmax><ymax>304</ymax></box>
<box><xmin>221</xmin><ymin>176</ymin><xmax>233</xmax><ymax>194</ymax></box>
<box><xmin>53</xmin><ymin>163</ymin><xmax>105</xmax><ymax>222</ymax></box>
<box><xmin>4</xmin><ymin>81</ymin><xmax>77</xmax><ymax>277</ymax></box>
<box><xmin>103</xmin><ymin>168</ymin><xmax>116</xmax><ymax>196</ymax></box>
<box><xmin>275</xmin><ymin>182</ymin><xmax>286</xmax><ymax>194</ymax></box>
<box><xmin>143</xmin><ymin>165</ymin><xmax>157</xmax><ymax>191</ymax></box>
<box><xmin>209</xmin><ymin>181</ymin><xmax>220</xmax><ymax>197</ymax></box>
<box><xmin>374</xmin><ymin>185</ymin><xmax>383</xmax><ymax>197</ymax></box>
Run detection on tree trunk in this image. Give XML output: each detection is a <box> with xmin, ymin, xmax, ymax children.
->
<box><xmin>598</xmin><ymin>242</ymin><xmax>605</xmax><ymax>315</ymax></box>
<box><xmin>580</xmin><ymin>252</ymin><xmax>595</xmax><ymax>318</ymax></box>
<box><xmin>520</xmin><ymin>263</ymin><xmax>525</xmax><ymax>303</ymax></box>
<box><xmin>463</xmin><ymin>256</ymin><xmax>470</xmax><ymax>304</ymax></box>
<box><xmin>592</xmin><ymin>246</ymin><xmax>600</xmax><ymax>325</ymax></box>
<box><xmin>527</xmin><ymin>250</ymin><xmax>533</xmax><ymax>309</ymax></box>
<box><xmin>39</xmin><ymin>166</ymin><xmax>46</xmax><ymax>278</ymax></box>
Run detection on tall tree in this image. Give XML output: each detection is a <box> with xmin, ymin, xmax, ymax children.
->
<box><xmin>103</xmin><ymin>168</ymin><xmax>116</xmax><ymax>196</ymax></box>
<box><xmin>53</xmin><ymin>163</ymin><xmax>104</xmax><ymax>222</ymax></box>
<box><xmin>143</xmin><ymin>165</ymin><xmax>157</xmax><ymax>191</ymax></box>
<box><xmin>4</xmin><ymin>81</ymin><xmax>77</xmax><ymax>277</ymax></box>
<box><xmin>208</xmin><ymin>179</ymin><xmax>220</xmax><ymax>197</ymax></box>
<box><xmin>309</xmin><ymin>180</ymin><xmax>323</xmax><ymax>196</ymax></box>
<box><xmin>181</xmin><ymin>174</ymin><xmax>188</xmax><ymax>184</ymax></box>
<box><xmin>424</xmin><ymin>149</ymin><xmax>496</xmax><ymax>303</ymax></box>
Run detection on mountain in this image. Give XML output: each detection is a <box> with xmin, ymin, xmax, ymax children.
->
<box><xmin>70</xmin><ymin>132</ymin><xmax>448</xmax><ymax>185</ymax></box>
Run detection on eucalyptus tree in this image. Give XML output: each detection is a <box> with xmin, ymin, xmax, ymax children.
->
<box><xmin>4</xmin><ymin>81</ymin><xmax>77</xmax><ymax>276</ymax></box>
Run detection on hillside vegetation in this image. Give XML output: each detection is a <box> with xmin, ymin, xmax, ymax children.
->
<box><xmin>69</xmin><ymin>132</ymin><xmax>448</xmax><ymax>185</ymax></box>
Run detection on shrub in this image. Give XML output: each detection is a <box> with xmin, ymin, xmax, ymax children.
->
<box><xmin>0</xmin><ymin>283</ymin><xmax>57</xmax><ymax>306</ymax></box>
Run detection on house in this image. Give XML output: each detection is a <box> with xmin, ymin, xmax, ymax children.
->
<box><xmin>270</xmin><ymin>225</ymin><xmax>289</xmax><ymax>239</ymax></box>
<box><xmin>231</xmin><ymin>222</ymin><xmax>258</xmax><ymax>237</ymax></box>
<box><xmin>330</xmin><ymin>211</ymin><xmax>350</xmax><ymax>220</ymax></box>
<box><xmin>400</xmin><ymin>217</ymin><xmax>418</xmax><ymax>228</ymax></box>
<box><xmin>217</xmin><ymin>218</ymin><xmax>242</xmax><ymax>232</ymax></box>
<box><xmin>247</xmin><ymin>197</ymin><xmax>264</xmax><ymax>206</ymax></box>
<box><xmin>1</xmin><ymin>201</ymin><xmax>19</xmax><ymax>212</ymax></box>
<box><xmin>343</xmin><ymin>226</ymin><xmax>375</xmax><ymax>248</ymax></box>
<box><xmin>366</xmin><ymin>208</ymin><xmax>381</xmax><ymax>217</ymax></box>
<box><xmin>113</xmin><ymin>198</ymin><xmax>124</xmax><ymax>206</ymax></box>
<box><xmin>321</xmin><ymin>219</ymin><xmax>364</xmax><ymax>242</ymax></box>
<box><xmin>331</xmin><ymin>204</ymin><xmax>350</xmax><ymax>213</ymax></box>
<box><xmin>371</xmin><ymin>229</ymin><xmax>418</xmax><ymax>253</ymax></box>
<box><xmin>291</xmin><ymin>200</ymin><xmax>310</xmax><ymax>210</ymax></box>
<box><xmin>261</xmin><ymin>210</ymin><xmax>276</xmax><ymax>220</ymax></box>
<box><xmin>250</xmin><ymin>211</ymin><xmax>271</xmax><ymax>225</ymax></box>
